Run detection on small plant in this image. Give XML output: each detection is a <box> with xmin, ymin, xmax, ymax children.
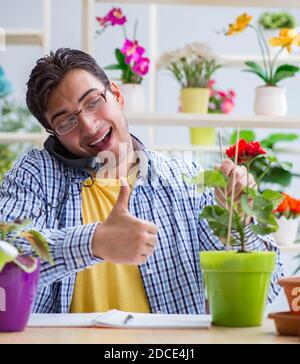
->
<box><xmin>0</xmin><ymin>219</ymin><xmax>52</xmax><ymax>273</ymax></box>
<box><xmin>186</xmin><ymin>138</ymin><xmax>284</xmax><ymax>252</ymax></box>
<box><xmin>259</xmin><ymin>12</ymin><xmax>297</xmax><ymax>30</ymax></box>
<box><xmin>225</xmin><ymin>13</ymin><xmax>300</xmax><ymax>86</ymax></box>
<box><xmin>208</xmin><ymin>79</ymin><xmax>236</xmax><ymax>114</ymax></box>
<box><xmin>95</xmin><ymin>7</ymin><xmax>150</xmax><ymax>84</ymax></box>
<box><xmin>157</xmin><ymin>42</ymin><xmax>222</xmax><ymax>88</ymax></box>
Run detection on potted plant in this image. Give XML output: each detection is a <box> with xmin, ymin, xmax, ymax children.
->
<box><xmin>96</xmin><ymin>7</ymin><xmax>150</xmax><ymax>113</ymax></box>
<box><xmin>225</xmin><ymin>13</ymin><xmax>300</xmax><ymax>116</ymax></box>
<box><xmin>0</xmin><ymin>220</ymin><xmax>52</xmax><ymax>332</ymax></box>
<box><xmin>272</xmin><ymin>193</ymin><xmax>300</xmax><ymax>246</ymax></box>
<box><xmin>157</xmin><ymin>42</ymin><xmax>222</xmax><ymax>145</ymax></box>
<box><xmin>187</xmin><ymin>134</ymin><xmax>284</xmax><ymax>327</ymax></box>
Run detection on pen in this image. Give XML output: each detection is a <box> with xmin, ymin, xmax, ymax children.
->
<box><xmin>123</xmin><ymin>314</ymin><xmax>134</xmax><ymax>325</ymax></box>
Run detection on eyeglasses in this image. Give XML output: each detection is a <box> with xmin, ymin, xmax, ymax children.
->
<box><xmin>48</xmin><ymin>87</ymin><xmax>108</xmax><ymax>136</ymax></box>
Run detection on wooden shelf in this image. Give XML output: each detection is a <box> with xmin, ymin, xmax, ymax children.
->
<box><xmin>0</xmin><ymin>132</ymin><xmax>44</xmax><ymax>144</ymax></box>
<box><xmin>97</xmin><ymin>0</ymin><xmax>300</xmax><ymax>8</ymax></box>
<box><xmin>5</xmin><ymin>29</ymin><xmax>44</xmax><ymax>46</ymax></box>
<box><xmin>127</xmin><ymin>113</ymin><xmax>300</xmax><ymax>129</ymax></box>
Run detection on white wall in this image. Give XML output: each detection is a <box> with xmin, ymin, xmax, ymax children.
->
<box><xmin>1</xmin><ymin>0</ymin><xmax>300</xmax><ymax>312</ymax></box>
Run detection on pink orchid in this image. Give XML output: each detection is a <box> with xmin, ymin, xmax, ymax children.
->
<box><xmin>106</xmin><ymin>8</ymin><xmax>127</xmax><ymax>26</ymax></box>
<box><xmin>121</xmin><ymin>39</ymin><xmax>145</xmax><ymax>64</ymax></box>
<box><xmin>133</xmin><ymin>57</ymin><xmax>150</xmax><ymax>76</ymax></box>
<box><xmin>221</xmin><ymin>99</ymin><xmax>234</xmax><ymax>113</ymax></box>
<box><xmin>96</xmin><ymin>16</ymin><xmax>109</xmax><ymax>27</ymax></box>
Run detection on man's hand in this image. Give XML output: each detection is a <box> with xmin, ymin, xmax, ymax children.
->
<box><xmin>215</xmin><ymin>159</ymin><xmax>256</xmax><ymax>210</ymax></box>
<box><xmin>92</xmin><ymin>178</ymin><xmax>158</xmax><ymax>265</ymax></box>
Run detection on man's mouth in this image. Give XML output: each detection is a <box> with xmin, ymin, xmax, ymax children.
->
<box><xmin>88</xmin><ymin>127</ymin><xmax>113</xmax><ymax>151</ymax></box>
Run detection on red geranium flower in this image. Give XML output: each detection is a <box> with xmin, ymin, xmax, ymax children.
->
<box><xmin>226</xmin><ymin>139</ymin><xmax>267</xmax><ymax>164</ymax></box>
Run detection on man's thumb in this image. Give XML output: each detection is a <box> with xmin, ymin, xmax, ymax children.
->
<box><xmin>114</xmin><ymin>177</ymin><xmax>130</xmax><ymax>212</ymax></box>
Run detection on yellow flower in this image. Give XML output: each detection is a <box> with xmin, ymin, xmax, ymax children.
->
<box><xmin>269</xmin><ymin>28</ymin><xmax>300</xmax><ymax>53</ymax></box>
<box><xmin>227</xmin><ymin>13</ymin><xmax>252</xmax><ymax>36</ymax></box>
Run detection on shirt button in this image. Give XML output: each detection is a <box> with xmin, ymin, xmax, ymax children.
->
<box><xmin>146</xmin><ymin>268</ymin><xmax>153</xmax><ymax>275</ymax></box>
<box><xmin>76</xmin><ymin>257</ymin><xmax>83</xmax><ymax>266</ymax></box>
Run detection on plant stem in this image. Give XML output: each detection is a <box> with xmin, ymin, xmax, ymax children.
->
<box><xmin>133</xmin><ymin>20</ymin><xmax>138</xmax><ymax>40</ymax></box>
<box><xmin>269</xmin><ymin>47</ymin><xmax>284</xmax><ymax>84</ymax></box>
<box><xmin>256</xmin><ymin>160</ymin><xmax>272</xmax><ymax>184</ymax></box>
<box><xmin>122</xmin><ymin>25</ymin><xmax>127</xmax><ymax>40</ymax></box>
<box><xmin>250</xmin><ymin>25</ymin><xmax>269</xmax><ymax>81</ymax></box>
<box><xmin>257</xmin><ymin>25</ymin><xmax>273</xmax><ymax>80</ymax></box>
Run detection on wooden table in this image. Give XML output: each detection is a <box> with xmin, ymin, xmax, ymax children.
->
<box><xmin>0</xmin><ymin>319</ymin><xmax>299</xmax><ymax>344</ymax></box>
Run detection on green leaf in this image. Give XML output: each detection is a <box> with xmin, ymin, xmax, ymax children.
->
<box><xmin>260</xmin><ymin>133</ymin><xmax>298</xmax><ymax>149</ymax></box>
<box><xmin>185</xmin><ymin>170</ymin><xmax>227</xmax><ymax>190</ymax></box>
<box><xmin>272</xmin><ymin>64</ymin><xmax>300</xmax><ymax>85</ymax></box>
<box><xmin>260</xmin><ymin>166</ymin><xmax>293</xmax><ymax>187</ymax></box>
<box><xmin>251</xmin><ymin>224</ymin><xmax>277</xmax><ymax>235</ymax></box>
<box><xmin>252</xmin><ymin>196</ymin><xmax>274</xmax><ymax>223</ymax></box>
<box><xmin>280</xmin><ymin>161</ymin><xmax>293</xmax><ymax>171</ymax></box>
<box><xmin>200</xmin><ymin>205</ymin><xmax>240</xmax><ymax>238</ymax></box>
<box><xmin>241</xmin><ymin>195</ymin><xmax>254</xmax><ymax>216</ymax></box>
<box><xmin>230</xmin><ymin>130</ymin><xmax>256</xmax><ymax>145</ymax></box>
<box><xmin>243</xmin><ymin>61</ymin><xmax>268</xmax><ymax>83</ymax></box>
<box><xmin>243</xmin><ymin>187</ymin><xmax>258</xmax><ymax>199</ymax></box>
<box><xmin>262</xmin><ymin>190</ymin><xmax>284</xmax><ymax>209</ymax></box>
<box><xmin>203</xmin><ymin>170</ymin><xmax>227</xmax><ymax>189</ymax></box>
<box><xmin>104</xmin><ymin>64</ymin><xmax>125</xmax><ymax>71</ymax></box>
<box><xmin>115</xmin><ymin>49</ymin><xmax>126</xmax><ymax>66</ymax></box>
<box><xmin>19</xmin><ymin>230</ymin><xmax>53</xmax><ymax>263</ymax></box>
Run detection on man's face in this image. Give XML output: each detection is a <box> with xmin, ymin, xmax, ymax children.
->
<box><xmin>45</xmin><ymin>69</ymin><xmax>132</xmax><ymax>163</ymax></box>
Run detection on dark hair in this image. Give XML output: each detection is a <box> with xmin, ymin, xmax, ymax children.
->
<box><xmin>26</xmin><ymin>48</ymin><xmax>111</xmax><ymax>129</ymax></box>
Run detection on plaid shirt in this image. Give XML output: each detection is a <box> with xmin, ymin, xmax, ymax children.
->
<box><xmin>0</xmin><ymin>135</ymin><xmax>283</xmax><ymax>314</ymax></box>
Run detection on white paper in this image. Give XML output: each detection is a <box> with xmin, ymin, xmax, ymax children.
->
<box><xmin>93</xmin><ymin>310</ymin><xmax>211</xmax><ymax>329</ymax></box>
<box><xmin>28</xmin><ymin>310</ymin><xmax>211</xmax><ymax>329</ymax></box>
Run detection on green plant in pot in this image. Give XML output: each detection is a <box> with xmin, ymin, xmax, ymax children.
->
<box><xmin>0</xmin><ymin>220</ymin><xmax>52</xmax><ymax>332</ymax></box>
<box><xmin>190</xmin><ymin>135</ymin><xmax>284</xmax><ymax>327</ymax></box>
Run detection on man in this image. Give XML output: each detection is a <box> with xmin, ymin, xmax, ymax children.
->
<box><xmin>0</xmin><ymin>48</ymin><xmax>283</xmax><ymax>314</ymax></box>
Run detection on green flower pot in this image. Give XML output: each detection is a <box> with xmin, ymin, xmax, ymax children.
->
<box><xmin>200</xmin><ymin>250</ymin><xmax>276</xmax><ymax>327</ymax></box>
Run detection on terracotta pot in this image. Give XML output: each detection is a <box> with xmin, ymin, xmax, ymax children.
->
<box><xmin>278</xmin><ymin>276</ymin><xmax>300</xmax><ymax>315</ymax></box>
<box><xmin>268</xmin><ymin>311</ymin><xmax>300</xmax><ymax>336</ymax></box>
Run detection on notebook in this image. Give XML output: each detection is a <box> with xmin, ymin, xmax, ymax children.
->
<box><xmin>28</xmin><ymin>310</ymin><xmax>211</xmax><ymax>329</ymax></box>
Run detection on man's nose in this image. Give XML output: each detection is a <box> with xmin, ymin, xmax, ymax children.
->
<box><xmin>77</xmin><ymin>112</ymin><xmax>99</xmax><ymax>133</ymax></box>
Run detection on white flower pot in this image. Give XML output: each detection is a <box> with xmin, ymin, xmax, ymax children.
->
<box><xmin>272</xmin><ymin>216</ymin><xmax>299</xmax><ymax>246</ymax></box>
<box><xmin>254</xmin><ymin>86</ymin><xmax>287</xmax><ymax>116</ymax></box>
<box><xmin>119</xmin><ymin>83</ymin><xmax>146</xmax><ymax>113</ymax></box>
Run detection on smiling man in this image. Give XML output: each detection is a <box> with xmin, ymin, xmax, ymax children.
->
<box><xmin>0</xmin><ymin>48</ymin><xmax>283</xmax><ymax>314</ymax></box>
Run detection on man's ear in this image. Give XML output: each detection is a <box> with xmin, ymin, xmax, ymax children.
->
<box><xmin>110</xmin><ymin>81</ymin><xmax>125</xmax><ymax>107</ymax></box>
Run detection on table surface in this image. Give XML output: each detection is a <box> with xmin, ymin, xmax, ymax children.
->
<box><xmin>0</xmin><ymin>319</ymin><xmax>299</xmax><ymax>344</ymax></box>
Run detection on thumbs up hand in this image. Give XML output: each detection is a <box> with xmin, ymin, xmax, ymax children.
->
<box><xmin>92</xmin><ymin>178</ymin><xmax>159</xmax><ymax>265</ymax></box>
